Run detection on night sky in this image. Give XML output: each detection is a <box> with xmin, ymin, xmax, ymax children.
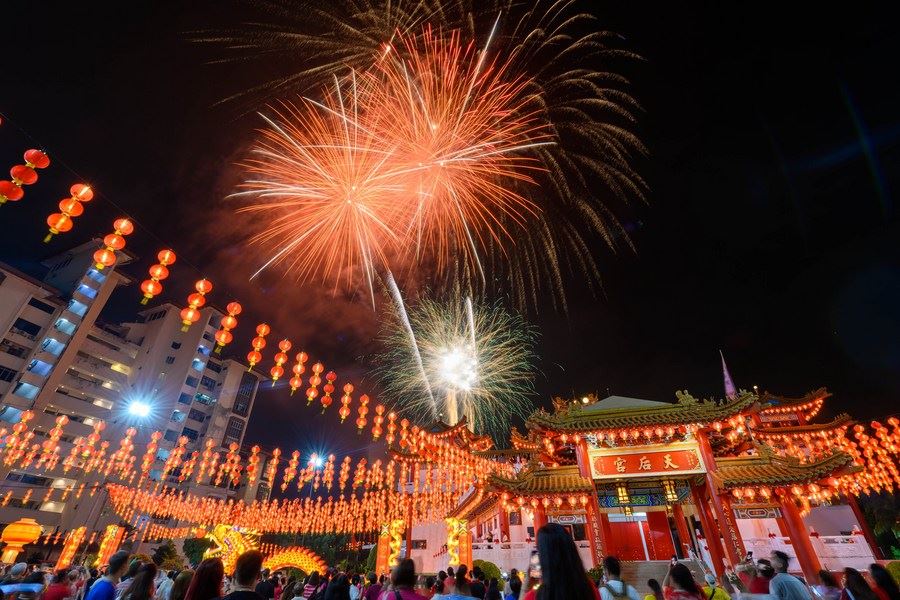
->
<box><xmin>1</xmin><ymin>2</ymin><xmax>898</xmax><ymax>461</ymax></box>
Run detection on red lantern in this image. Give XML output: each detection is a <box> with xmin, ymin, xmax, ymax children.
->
<box><xmin>271</xmin><ymin>339</ymin><xmax>291</xmax><ymax>384</ymax></box>
<box><xmin>214</xmin><ymin>301</ymin><xmax>242</xmax><ymax>353</ymax></box>
<box><xmin>339</xmin><ymin>383</ymin><xmax>353</xmax><ymax>422</ymax></box>
<box><xmin>180</xmin><ymin>279</ymin><xmax>213</xmax><ymax>331</ymax></box>
<box><xmin>306</xmin><ymin>362</ymin><xmax>324</xmax><ymax>406</ymax></box>
<box><xmin>356</xmin><ymin>393</ymin><xmax>369</xmax><ymax>432</ymax></box>
<box><xmin>247</xmin><ymin>323</ymin><xmax>270</xmax><ymax>371</ymax></box>
<box><xmin>44</xmin><ymin>183</ymin><xmax>93</xmax><ymax>242</ymax></box>
<box><xmin>372</xmin><ymin>404</ymin><xmax>385</xmax><ymax>440</ymax></box>
<box><xmin>93</xmin><ymin>218</ymin><xmax>134</xmax><ymax>270</ymax></box>
<box><xmin>139</xmin><ymin>249</ymin><xmax>177</xmax><ymax>305</ymax></box>
<box><xmin>289</xmin><ymin>352</ymin><xmax>309</xmax><ymax>396</ymax></box>
<box><xmin>0</xmin><ymin>149</ymin><xmax>49</xmax><ymax>205</ymax></box>
<box><xmin>321</xmin><ymin>371</ymin><xmax>336</xmax><ymax>412</ymax></box>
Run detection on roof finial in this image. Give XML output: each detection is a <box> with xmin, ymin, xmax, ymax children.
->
<box><xmin>720</xmin><ymin>350</ymin><xmax>737</xmax><ymax>399</ymax></box>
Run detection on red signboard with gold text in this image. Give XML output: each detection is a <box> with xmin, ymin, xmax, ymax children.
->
<box><xmin>589</xmin><ymin>444</ymin><xmax>705</xmax><ymax>480</ymax></box>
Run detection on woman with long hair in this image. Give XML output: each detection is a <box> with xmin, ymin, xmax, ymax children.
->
<box><xmin>170</xmin><ymin>571</ymin><xmax>194</xmax><ymax>600</ymax></box>
<box><xmin>184</xmin><ymin>559</ymin><xmax>224</xmax><ymax>600</ymax></box>
<box><xmin>122</xmin><ymin>563</ymin><xmax>159</xmax><ymax>600</ymax></box>
<box><xmin>841</xmin><ymin>569</ymin><xmax>879</xmax><ymax>600</ymax></box>
<box><xmin>280</xmin><ymin>579</ymin><xmax>297</xmax><ymax>600</ymax></box>
<box><xmin>380</xmin><ymin>559</ymin><xmax>426</xmax><ymax>600</ymax></box>
<box><xmin>522</xmin><ymin>523</ymin><xmax>597</xmax><ymax>600</ymax></box>
<box><xmin>870</xmin><ymin>564</ymin><xmax>900</xmax><ymax>600</ymax></box>
<box><xmin>662</xmin><ymin>564</ymin><xmax>704</xmax><ymax>600</ymax></box>
<box><xmin>814</xmin><ymin>570</ymin><xmax>841</xmax><ymax>600</ymax></box>
<box><xmin>323</xmin><ymin>574</ymin><xmax>350</xmax><ymax>600</ymax></box>
<box><xmin>646</xmin><ymin>579</ymin><xmax>665</xmax><ymax>600</ymax></box>
<box><xmin>302</xmin><ymin>573</ymin><xmax>325</xmax><ymax>600</ymax></box>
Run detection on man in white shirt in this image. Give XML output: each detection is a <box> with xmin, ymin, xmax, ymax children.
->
<box><xmin>599</xmin><ymin>556</ymin><xmax>642</xmax><ymax>600</ymax></box>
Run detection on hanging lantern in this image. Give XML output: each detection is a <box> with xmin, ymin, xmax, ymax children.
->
<box><xmin>247</xmin><ymin>323</ymin><xmax>270</xmax><ymax>371</ymax></box>
<box><xmin>93</xmin><ymin>218</ymin><xmax>134</xmax><ymax>270</ymax></box>
<box><xmin>0</xmin><ymin>149</ymin><xmax>49</xmax><ymax>206</ymax></box>
<box><xmin>271</xmin><ymin>339</ymin><xmax>291</xmax><ymax>384</ymax></box>
<box><xmin>356</xmin><ymin>393</ymin><xmax>369</xmax><ymax>432</ymax></box>
<box><xmin>139</xmin><ymin>249</ymin><xmax>176</xmax><ymax>305</ymax></box>
<box><xmin>372</xmin><ymin>404</ymin><xmax>385</xmax><ymax>440</ymax></box>
<box><xmin>214</xmin><ymin>301</ymin><xmax>242</xmax><ymax>353</ymax></box>
<box><xmin>321</xmin><ymin>371</ymin><xmax>336</xmax><ymax>412</ymax></box>
<box><xmin>339</xmin><ymin>383</ymin><xmax>353</xmax><ymax>422</ymax></box>
<box><xmin>306</xmin><ymin>362</ymin><xmax>324</xmax><ymax>406</ymax></box>
<box><xmin>289</xmin><ymin>352</ymin><xmax>308</xmax><ymax>395</ymax></box>
<box><xmin>44</xmin><ymin>183</ymin><xmax>93</xmax><ymax>242</ymax></box>
<box><xmin>180</xmin><ymin>278</ymin><xmax>213</xmax><ymax>331</ymax></box>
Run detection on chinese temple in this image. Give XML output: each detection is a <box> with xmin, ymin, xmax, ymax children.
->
<box><xmin>407</xmin><ymin>386</ymin><xmax>880</xmax><ymax>581</ymax></box>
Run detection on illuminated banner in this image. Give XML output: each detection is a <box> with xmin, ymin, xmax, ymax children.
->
<box><xmin>589</xmin><ymin>442</ymin><xmax>705</xmax><ymax>480</ymax></box>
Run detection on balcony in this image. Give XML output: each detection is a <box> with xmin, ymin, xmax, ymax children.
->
<box><xmin>18</xmin><ymin>370</ymin><xmax>46</xmax><ymax>388</ymax></box>
<box><xmin>8</xmin><ymin>327</ymin><xmax>38</xmax><ymax>343</ymax></box>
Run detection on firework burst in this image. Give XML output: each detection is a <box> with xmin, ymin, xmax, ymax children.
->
<box><xmin>201</xmin><ymin>0</ymin><xmax>646</xmax><ymax>310</ymax></box>
<box><xmin>373</xmin><ymin>280</ymin><xmax>538</xmax><ymax>440</ymax></box>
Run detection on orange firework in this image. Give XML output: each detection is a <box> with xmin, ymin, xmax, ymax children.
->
<box><xmin>235</xmin><ymin>27</ymin><xmax>550</xmax><ymax>292</ymax></box>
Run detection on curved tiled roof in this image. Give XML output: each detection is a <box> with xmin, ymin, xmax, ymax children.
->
<box><xmin>759</xmin><ymin>387</ymin><xmax>830</xmax><ymax>417</ymax></box>
<box><xmin>711</xmin><ymin>448</ymin><xmax>857</xmax><ymax>488</ymax></box>
<box><xmin>527</xmin><ymin>390</ymin><xmax>758</xmax><ymax>433</ymax></box>
<box><xmin>486</xmin><ymin>464</ymin><xmax>596</xmax><ymax>495</ymax></box>
<box><xmin>755</xmin><ymin>414</ymin><xmax>853</xmax><ymax>437</ymax></box>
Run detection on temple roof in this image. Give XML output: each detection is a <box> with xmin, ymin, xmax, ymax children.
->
<box><xmin>755</xmin><ymin>414</ymin><xmax>853</xmax><ymax>437</ymax></box>
<box><xmin>711</xmin><ymin>446</ymin><xmax>857</xmax><ymax>488</ymax></box>
<box><xmin>486</xmin><ymin>464</ymin><xmax>595</xmax><ymax>496</ymax></box>
<box><xmin>759</xmin><ymin>387</ymin><xmax>830</xmax><ymax>420</ymax></box>
<box><xmin>527</xmin><ymin>390</ymin><xmax>758</xmax><ymax>433</ymax></box>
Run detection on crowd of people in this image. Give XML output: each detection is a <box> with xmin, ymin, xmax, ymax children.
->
<box><xmin>3</xmin><ymin>524</ymin><xmax>899</xmax><ymax>600</ymax></box>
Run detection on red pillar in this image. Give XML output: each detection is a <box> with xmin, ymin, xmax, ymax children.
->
<box><xmin>847</xmin><ymin>495</ymin><xmax>883</xmax><ymax>559</ymax></box>
<box><xmin>575</xmin><ymin>439</ymin><xmax>606</xmax><ymax>563</ymax></box>
<box><xmin>599</xmin><ymin>512</ymin><xmax>616</xmax><ymax>557</ymax></box>
<box><xmin>534</xmin><ymin>504</ymin><xmax>548</xmax><ymax>532</ymax></box>
<box><xmin>499</xmin><ymin>507</ymin><xmax>511</xmax><ymax>542</ymax></box>
<box><xmin>672</xmin><ymin>503</ymin><xmax>692</xmax><ymax>558</ymax></box>
<box><xmin>777</xmin><ymin>491</ymin><xmax>821</xmax><ymax>580</ymax></box>
<box><xmin>691</xmin><ymin>483</ymin><xmax>726</xmax><ymax>578</ymax></box>
<box><xmin>709</xmin><ymin>492</ymin><xmax>746</xmax><ymax>568</ymax></box>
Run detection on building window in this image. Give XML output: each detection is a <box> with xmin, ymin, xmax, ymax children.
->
<box><xmin>171</xmin><ymin>341</ymin><xmax>182</xmax><ymax>350</ymax></box>
<box><xmin>146</xmin><ymin>310</ymin><xmax>166</xmax><ymax>322</ymax></box>
<box><xmin>26</xmin><ymin>359</ymin><xmax>52</xmax><ymax>377</ymax></box>
<box><xmin>205</xmin><ymin>360</ymin><xmax>222</xmax><ymax>374</ymax></box>
<box><xmin>509</xmin><ymin>511</ymin><xmax>522</xmax><ymax>526</ymax></box>
<box><xmin>54</xmin><ymin>318</ymin><xmax>76</xmax><ymax>336</ymax></box>
<box><xmin>199</xmin><ymin>376</ymin><xmax>216</xmax><ymax>391</ymax></box>
<box><xmin>76</xmin><ymin>283</ymin><xmax>97</xmax><ymax>299</ymax></box>
<box><xmin>27</xmin><ymin>298</ymin><xmax>56</xmax><ymax>314</ymax></box>
<box><xmin>0</xmin><ymin>366</ymin><xmax>17</xmax><ymax>382</ymax></box>
<box><xmin>194</xmin><ymin>393</ymin><xmax>215</xmax><ymax>405</ymax></box>
<box><xmin>223</xmin><ymin>417</ymin><xmax>245</xmax><ymax>444</ymax></box>
<box><xmin>185</xmin><ymin>376</ymin><xmax>199</xmax><ymax>388</ymax></box>
<box><xmin>187</xmin><ymin>408</ymin><xmax>206</xmax><ymax>423</ymax></box>
<box><xmin>202</xmin><ymin>332</ymin><xmax>215</xmax><ymax>343</ymax></box>
<box><xmin>191</xmin><ymin>358</ymin><xmax>205</xmax><ymax>372</ymax></box>
<box><xmin>0</xmin><ymin>338</ymin><xmax>30</xmax><ymax>358</ymax></box>
<box><xmin>67</xmin><ymin>299</ymin><xmax>88</xmax><ymax>317</ymax></box>
<box><xmin>233</xmin><ymin>372</ymin><xmax>257</xmax><ymax>417</ymax></box>
<box><xmin>181</xmin><ymin>427</ymin><xmax>199</xmax><ymax>442</ymax></box>
<box><xmin>197</xmin><ymin>345</ymin><xmax>211</xmax><ymax>357</ymax></box>
<box><xmin>155</xmin><ymin>448</ymin><xmax>170</xmax><ymax>461</ymax></box>
<box><xmin>41</xmin><ymin>337</ymin><xmax>66</xmax><ymax>356</ymax></box>
<box><xmin>411</xmin><ymin>540</ymin><xmax>427</xmax><ymax>550</ymax></box>
<box><xmin>85</xmin><ymin>268</ymin><xmax>106</xmax><ymax>283</ymax></box>
<box><xmin>170</xmin><ymin>410</ymin><xmax>186</xmax><ymax>423</ymax></box>
<box><xmin>10</xmin><ymin>318</ymin><xmax>41</xmax><ymax>340</ymax></box>
<box><xmin>13</xmin><ymin>382</ymin><xmax>40</xmax><ymax>400</ymax></box>
<box><xmin>165</xmin><ymin>356</ymin><xmax>176</xmax><ymax>365</ymax></box>
<box><xmin>163</xmin><ymin>429</ymin><xmax>180</xmax><ymax>442</ymax></box>
<box><xmin>178</xmin><ymin>392</ymin><xmax>192</xmax><ymax>405</ymax></box>
<box><xmin>256</xmin><ymin>482</ymin><xmax>271</xmax><ymax>501</ymax></box>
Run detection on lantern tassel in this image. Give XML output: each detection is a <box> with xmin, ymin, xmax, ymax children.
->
<box><xmin>43</xmin><ymin>233</ymin><xmax>54</xmax><ymax>243</ymax></box>
<box><xmin>140</xmin><ymin>297</ymin><xmax>150</xmax><ymax>306</ymax></box>
<box><xmin>181</xmin><ymin>324</ymin><xmax>190</xmax><ymax>332</ymax></box>
<box><xmin>214</xmin><ymin>345</ymin><xmax>223</xmax><ymax>354</ymax></box>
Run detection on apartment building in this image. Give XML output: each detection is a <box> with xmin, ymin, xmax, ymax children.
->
<box><xmin>0</xmin><ymin>243</ymin><xmax>263</xmax><ymax>534</ymax></box>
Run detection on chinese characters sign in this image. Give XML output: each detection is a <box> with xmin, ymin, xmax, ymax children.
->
<box><xmin>589</xmin><ymin>446</ymin><xmax>705</xmax><ymax>480</ymax></box>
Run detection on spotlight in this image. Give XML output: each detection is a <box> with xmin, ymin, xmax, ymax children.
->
<box><xmin>128</xmin><ymin>400</ymin><xmax>151</xmax><ymax>418</ymax></box>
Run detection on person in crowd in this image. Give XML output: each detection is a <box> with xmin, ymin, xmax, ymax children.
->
<box><xmin>274</xmin><ymin>575</ymin><xmax>284</xmax><ymax>600</ymax></box>
<box><xmin>184</xmin><ymin>558</ymin><xmax>223</xmax><ymax>600</ymax></box>
<box><xmin>41</xmin><ymin>570</ymin><xmax>73</xmax><ymax>600</ymax></box>
<box><xmin>171</xmin><ymin>570</ymin><xmax>194</xmax><ymax>600</ymax></box>
<box><xmin>469</xmin><ymin>569</ymin><xmax>485</xmax><ymax>600</ymax></box>
<box><xmin>324</xmin><ymin>574</ymin><xmax>350</xmax><ymax>600</ymax></box>
<box><xmin>445</xmin><ymin>565</ymin><xmax>474</xmax><ymax>599</ymax></box>
<box><xmin>419</xmin><ymin>577</ymin><xmax>435</xmax><ymax>600</ymax></box>
<box><xmin>379</xmin><ymin>559</ymin><xmax>425</xmax><ymax>600</ymax></box>
<box><xmin>485</xmin><ymin>579</ymin><xmax>500</xmax><ymax>600</ymax></box>
<box><xmin>348</xmin><ymin>575</ymin><xmax>362</xmax><ymax>600</ymax></box>
<box><xmin>14</xmin><ymin>572</ymin><xmax>47</xmax><ymax>600</ymax></box>
<box><xmin>645</xmin><ymin>579</ymin><xmax>664</xmax><ymax>600</ymax></box>
<box><xmin>301</xmin><ymin>573</ymin><xmax>326</xmax><ymax>600</ymax></box>
<box><xmin>446</xmin><ymin>571</ymin><xmax>454</xmax><ymax>582</ymax></box>
<box><xmin>599</xmin><ymin>556</ymin><xmax>640</xmax><ymax>600</ymax></box>
<box><xmin>869</xmin><ymin>565</ymin><xmax>900</xmax><ymax>600</ymax></box>
<box><xmin>768</xmin><ymin>552</ymin><xmax>812</xmax><ymax>600</ymax></box>
<box><xmin>813</xmin><ymin>571</ymin><xmax>841</xmax><ymax>600</ymax></box>
<box><xmin>256</xmin><ymin>571</ymin><xmax>278</xmax><ymax>600</ymax></box>
<box><xmin>85</xmin><ymin>569</ymin><xmax>101</xmax><ymax>599</ymax></box>
<box><xmin>122</xmin><ymin>563</ymin><xmax>159</xmax><ymax>600</ymax></box>
<box><xmin>117</xmin><ymin>561</ymin><xmax>144</xmax><ymax>599</ymax></box>
<box><xmin>702</xmin><ymin>575</ymin><xmax>730</xmax><ymax>600</ymax></box>
<box><xmin>85</xmin><ymin>552</ymin><xmax>131</xmax><ymax>600</ymax></box>
<box><xmin>503</xmin><ymin>578</ymin><xmax>520</xmax><ymax>600</ymax></box>
<box><xmin>840</xmin><ymin>569</ymin><xmax>877</xmax><ymax>600</ymax></box>
<box><xmin>661</xmin><ymin>563</ymin><xmax>704</xmax><ymax>600</ymax></box>
<box><xmin>521</xmin><ymin>523</ymin><xmax>598</xmax><ymax>600</ymax></box>
<box><xmin>362</xmin><ymin>575</ymin><xmax>381</xmax><ymax>600</ymax></box>
<box><xmin>221</xmin><ymin>551</ymin><xmax>264</xmax><ymax>600</ymax></box>
<box><xmin>1</xmin><ymin>563</ymin><xmax>28</xmax><ymax>585</ymax></box>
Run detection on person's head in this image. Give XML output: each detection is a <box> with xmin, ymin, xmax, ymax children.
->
<box><xmin>818</xmin><ymin>571</ymin><xmax>839</xmax><ymax>589</ymax></box>
<box><xmin>378</xmin><ymin>574</ymin><xmax>386</xmax><ymax>584</ymax></box>
<box><xmin>510</xmin><ymin>578</ymin><xmax>522</xmax><ymax>595</ymax></box>
<box><xmin>261</xmin><ymin>569</ymin><xmax>270</xmax><ymax>581</ymax></box>
<box><xmin>489</xmin><ymin>578</ymin><xmax>499</xmax><ymax>591</ymax></box>
<box><xmin>170</xmin><ymin>569</ymin><xmax>194</xmax><ymax>600</ymax></box>
<box><xmin>391</xmin><ymin>559</ymin><xmax>416</xmax><ymax>589</ymax></box>
<box><xmin>351</xmin><ymin>574</ymin><xmax>361</xmax><ymax>586</ymax></box>
<box><xmin>308</xmin><ymin>571</ymin><xmax>321</xmax><ymax>587</ymax></box>
<box><xmin>152</xmin><ymin>554</ymin><xmax>163</xmax><ymax>568</ymax></box>
<box><xmin>668</xmin><ymin>564</ymin><xmax>701</xmax><ymax>595</ymax></box>
<box><xmin>434</xmin><ymin>579</ymin><xmax>445</xmax><ymax>594</ymax></box>
<box><xmin>185</xmin><ymin>558</ymin><xmax>223</xmax><ymax>600</ymax></box>
<box><xmin>366</xmin><ymin>572</ymin><xmax>377</xmax><ymax>585</ymax></box>
<box><xmin>10</xmin><ymin>563</ymin><xmax>28</xmax><ymax>579</ymax></box>
<box><xmin>124</xmin><ymin>560</ymin><xmax>142</xmax><ymax>580</ymax></box>
<box><xmin>705</xmin><ymin>574</ymin><xmax>717</xmax><ymax>588</ymax></box>
<box><xmin>233</xmin><ymin>551</ymin><xmax>263</xmax><ymax>588</ymax></box>
<box><xmin>425</xmin><ymin>576</ymin><xmax>435</xmax><ymax>589</ymax></box>
<box><xmin>472</xmin><ymin>567</ymin><xmax>483</xmax><ymax>582</ymax></box>
<box><xmin>52</xmin><ymin>570</ymin><xmax>68</xmax><ymax>584</ymax></box>
<box><xmin>447</xmin><ymin>566</ymin><xmax>454</xmax><ymax>578</ymax></box>
<box><xmin>123</xmin><ymin>563</ymin><xmax>158</xmax><ymax>600</ymax></box>
<box><xmin>770</xmin><ymin>551</ymin><xmax>790</xmax><ymax>574</ymax></box>
<box><xmin>437</xmin><ymin>571</ymin><xmax>447</xmax><ymax>581</ymax></box>
<box><xmin>90</xmin><ymin>569</ymin><xmax>99</xmax><ymax>579</ymax></box>
<box><xmin>67</xmin><ymin>570</ymin><xmax>80</xmax><ymax>583</ymax></box>
<box><xmin>535</xmin><ymin>523</ymin><xmax>595</xmax><ymax>600</ymax></box>
<box><xmin>757</xmin><ymin>559</ymin><xmax>775</xmax><ymax>579</ymax></box>
<box><xmin>454</xmin><ymin>564</ymin><xmax>470</xmax><ymax>594</ymax></box>
<box><xmin>648</xmin><ymin>579</ymin><xmax>663</xmax><ymax>597</ymax></box>
<box><xmin>108</xmin><ymin>552</ymin><xmax>131</xmax><ymax>579</ymax></box>
<box><xmin>870</xmin><ymin>564</ymin><xmax>900</xmax><ymax>598</ymax></box>
<box><xmin>844</xmin><ymin>568</ymin><xmax>877</xmax><ymax>600</ymax></box>
<box><xmin>602</xmin><ymin>556</ymin><xmax>622</xmax><ymax>580</ymax></box>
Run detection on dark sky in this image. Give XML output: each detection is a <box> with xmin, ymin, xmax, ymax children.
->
<box><xmin>1</xmin><ymin>1</ymin><xmax>898</xmax><ymax>460</ymax></box>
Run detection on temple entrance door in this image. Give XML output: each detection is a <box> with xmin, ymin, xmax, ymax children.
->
<box><xmin>608</xmin><ymin>520</ymin><xmax>647</xmax><ymax>560</ymax></box>
<box><xmin>645</xmin><ymin>512</ymin><xmax>677</xmax><ymax>560</ymax></box>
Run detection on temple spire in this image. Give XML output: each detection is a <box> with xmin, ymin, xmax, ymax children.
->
<box><xmin>720</xmin><ymin>350</ymin><xmax>737</xmax><ymax>399</ymax></box>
